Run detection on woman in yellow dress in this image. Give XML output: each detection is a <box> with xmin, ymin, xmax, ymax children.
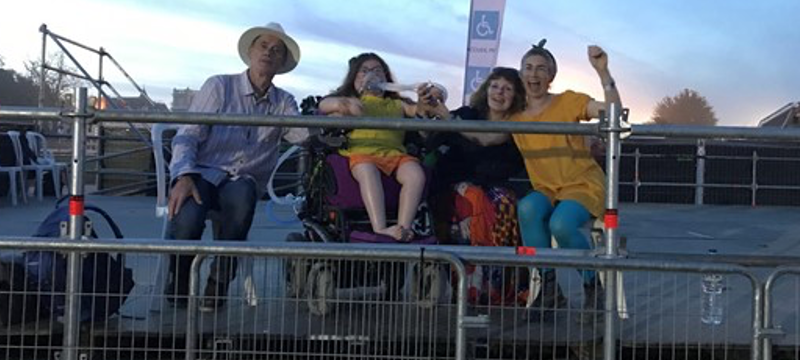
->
<box><xmin>512</xmin><ymin>40</ymin><xmax>622</xmax><ymax>322</ymax></box>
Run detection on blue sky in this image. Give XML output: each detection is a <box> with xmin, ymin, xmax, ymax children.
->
<box><xmin>1</xmin><ymin>0</ymin><xmax>797</xmax><ymax>125</ymax></box>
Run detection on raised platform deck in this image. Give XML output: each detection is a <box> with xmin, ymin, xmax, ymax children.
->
<box><xmin>1</xmin><ymin>196</ymin><xmax>799</xmax><ymax>358</ymax></box>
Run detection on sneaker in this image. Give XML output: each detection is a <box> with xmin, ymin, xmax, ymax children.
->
<box><xmin>165</xmin><ymin>278</ymin><xmax>188</xmax><ymax>308</ymax></box>
<box><xmin>576</xmin><ymin>277</ymin><xmax>605</xmax><ymax>324</ymax></box>
<box><xmin>198</xmin><ymin>279</ymin><xmax>228</xmax><ymax>312</ymax></box>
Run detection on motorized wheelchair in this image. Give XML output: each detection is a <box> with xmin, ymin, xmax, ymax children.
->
<box><xmin>284</xmin><ymin>96</ymin><xmax>443</xmax><ymax>316</ymax></box>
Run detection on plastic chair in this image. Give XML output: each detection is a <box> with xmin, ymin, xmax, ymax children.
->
<box><xmin>0</xmin><ymin>133</ymin><xmax>24</xmax><ymax>206</ymax></box>
<box><xmin>148</xmin><ymin>123</ymin><xmax>257</xmax><ymax>312</ymax></box>
<box><xmin>6</xmin><ymin>131</ymin><xmax>58</xmax><ymax>201</ymax></box>
<box><xmin>25</xmin><ymin>131</ymin><xmax>67</xmax><ymax>199</ymax></box>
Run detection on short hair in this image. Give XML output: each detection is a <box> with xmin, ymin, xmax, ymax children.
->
<box><xmin>521</xmin><ymin>39</ymin><xmax>557</xmax><ymax>79</ymax></box>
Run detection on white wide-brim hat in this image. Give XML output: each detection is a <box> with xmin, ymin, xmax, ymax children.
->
<box><xmin>238</xmin><ymin>22</ymin><xmax>300</xmax><ymax>74</ymax></box>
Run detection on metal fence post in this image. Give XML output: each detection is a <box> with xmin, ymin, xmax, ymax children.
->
<box><xmin>63</xmin><ymin>87</ymin><xmax>89</xmax><ymax>360</ymax></box>
<box><xmin>763</xmin><ymin>268</ymin><xmax>800</xmax><ymax>360</ymax></box>
<box><xmin>602</xmin><ymin>104</ymin><xmax>623</xmax><ymax>360</ymax></box>
<box><xmin>186</xmin><ymin>255</ymin><xmax>206</xmax><ymax>360</ymax></box>
<box><xmin>633</xmin><ymin>147</ymin><xmax>641</xmax><ymax>203</ymax></box>
<box><xmin>752</xmin><ymin>150</ymin><xmax>759</xmax><ymax>206</ymax></box>
<box><xmin>695</xmin><ymin>139</ymin><xmax>706</xmax><ymax>205</ymax></box>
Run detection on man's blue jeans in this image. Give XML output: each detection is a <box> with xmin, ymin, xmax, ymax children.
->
<box><xmin>166</xmin><ymin>175</ymin><xmax>257</xmax><ymax>294</ymax></box>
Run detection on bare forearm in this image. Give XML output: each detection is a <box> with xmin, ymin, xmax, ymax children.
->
<box><xmin>598</xmin><ymin>70</ymin><xmax>622</xmax><ymax>109</ymax></box>
<box><xmin>463</xmin><ymin>132</ymin><xmax>509</xmax><ymax>146</ymax></box>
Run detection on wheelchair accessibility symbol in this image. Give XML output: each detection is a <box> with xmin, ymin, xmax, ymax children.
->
<box><xmin>467</xmin><ymin>67</ymin><xmax>490</xmax><ymax>92</ymax></box>
<box><xmin>471</xmin><ymin>11</ymin><xmax>499</xmax><ymax>40</ymax></box>
<box><xmin>476</xmin><ymin>15</ymin><xmax>494</xmax><ymax>38</ymax></box>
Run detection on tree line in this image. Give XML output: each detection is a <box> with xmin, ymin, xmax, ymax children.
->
<box><xmin>0</xmin><ymin>53</ymin><xmax>82</xmax><ymax>107</ymax></box>
<box><xmin>1</xmin><ymin>53</ymin><xmax>718</xmax><ymax>125</ymax></box>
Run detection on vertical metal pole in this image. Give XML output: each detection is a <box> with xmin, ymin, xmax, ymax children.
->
<box><xmin>454</xmin><ymin>261</ymin><xmax>468</xmax><ymax>360</ymax></box>
<box><xmin>633</xmin><ymin>148</ymin><xmax>640</xmax><ymax>203</ymax></box>
<box><xmin>297</xmin><ymin>147</ymin><xmax>308</xmax><ymax>196</ymax></box>
<box><xmin>96</xmin><ymin>49</ymin><xmax>106</xmax><ymax>190</ymax></box>
<box><xmin>752</xmin><ymin>150</ymin><xmax>758</xmax><ymax>207</ymax></box>
<box><xmin>186</xmin><ymin>255</ymin><xmax>205</xmax><ymax>360</ymax></box>
<box><xmin>63</xmin><ymin>87</ymin><xmax>88</xmax><ymax>360</ymax></box>
<box><xmin>603</xmin><ymin>104</ymin><xmax>621</xmax><ymax>360</ymax></box>
<box><xmin>695</xmin><ymin>139</ymin><xmax>705</xmax><ymax>205</ymax></box>
<box><xmin>762</xmin><ymin>281</ymin><xmax>771</xmax><ymax>360</ymax></box>
<box><xmin>753</xmin><ymin>284</ymin><xmax>764</xmax><ymax>360</ymax></box>
<box><xmin>38</xmin><ymin>24</ymin><xmax>47</xmax><ymax>109</ymax></box>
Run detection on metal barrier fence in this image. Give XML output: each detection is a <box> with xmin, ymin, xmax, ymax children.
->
<box><xmin>4</xmin><ymin>88</ymin><xmax>800</xmax><ymax>360</ymax></box>
<box><xmin>614</xmin><ymin>139</ymin><xmax>800</xmax><ymax>206</ymax></box>
<box><xmin>0</xmin><ymin>238</ymin><xmax>471</xmax><ymax>360</ymax></box>
<box><xmin>0</xmin><ymin>237</ymin><xmax>786</xmax><ymax>360</ymax></box>
<box><xmin>764</xmin><ymin>267</ymin><xmax>800</xmax><ymax>360</ymax></box>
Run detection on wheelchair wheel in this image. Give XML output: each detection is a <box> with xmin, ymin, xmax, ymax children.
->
<box><xmin>409</xmin><ymin>262</ymin><xmax>441</xmax><ymax>309</ymax></box>
<box><xmin>286</xmin><ymin>259</ymin><xmax>310</xmax><ymax>298</ymax></box>
<box><xmin>306</xmin><ymin>264</ymin><xmax>335</xmax><ymax>316</ymax></box>
<box><xmin>411</xmin><ymin>201</ymin><xmax>434</xmax><ymax>237</ymax></box>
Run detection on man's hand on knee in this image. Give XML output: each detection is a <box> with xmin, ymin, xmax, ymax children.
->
<box><xmin>168</xmin><ymin>176</ymin><xmax>203</xmax><ymax>220</ymax></box>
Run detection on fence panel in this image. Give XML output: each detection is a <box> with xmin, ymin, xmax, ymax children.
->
<box><xmin>765</xmin><ymin>269</ymin><xmax>800</xmax><ymax>360</ymax></box>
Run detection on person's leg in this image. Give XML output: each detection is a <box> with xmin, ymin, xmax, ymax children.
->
<box><xmin>205</xmin><ymin>177</ymin><xmax>258</xmax><ymax>305</ymax></box>
<box><xmin>517</xmin><ymin>191</ymin><xmax>554</xmax><ymax>248</ymax></box>
<box><xmin>548</xmin><ymin>200</ymin><xmax>593</xmax><ymax>282</ymax></box>
<box><xmin>351</xmin><ymin>162</ymin><xmax>395</xmax><ymax>238</ymax></box>
<box><xmin>394</xmin><ymin>160</ymin><xmax>425</xmax><ymax>240</ymax></box>
<box><xmin>165</xmin><ymin>176</ymin><xmax>215</xmax><ymax>300</ymax></box>
<box><xmin>548</xmin><ymin>200</ymin><xmax>605</xmax><ymax>321</ymax></box>
<box><xmin>517</xmin><ymin>192</ymin><xmax>568</xmax><ymax>312</ymax></box>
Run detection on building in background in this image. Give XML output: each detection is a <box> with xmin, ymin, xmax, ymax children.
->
<box><xmin>171</xmin><ymin>88</ymin><xmax>197</xmax><ymax>112</ymax></box>
<box><xmin>757</xmin><ymin>102</ymin><xmax>800</xmax><ymax>128</ymax></box>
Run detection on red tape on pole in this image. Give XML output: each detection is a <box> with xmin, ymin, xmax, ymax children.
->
<box><xmin>515</xmin><ymin>247</ymin><xmax>536</xmax><ymax>256</ymax></box>
<box><xmin>604</xmin><ymin>209</ymin><xmax>618</xmax><ymax>229</ymax></box>
<box><xmin>69</xmin><ymin>196</ymin><xmax>84</xmax><ymax>216</ymax></box>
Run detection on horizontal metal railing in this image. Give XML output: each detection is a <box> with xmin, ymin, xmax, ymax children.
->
<box><xmin>0</xmin><ymin>237</ymin><xmax>777</xmax><ymax>360</ymax></box>
<box><xmin>4</xmin><ymin>94</ymin><xmax>800</xmax><ymax>360</ymax></box>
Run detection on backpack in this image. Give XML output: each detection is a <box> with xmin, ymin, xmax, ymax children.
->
<box><xmin>0</xmin><ymin>199</ymin><xmax>135</xmax><ymax>326</ymax></box>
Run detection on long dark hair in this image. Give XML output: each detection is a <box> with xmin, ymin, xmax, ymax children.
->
<box><xmin>329</xmin><ymin>52</ymin><xmax>402</xmax><ymax>100</ymax></box>
<box><xmin>468</xmin><ymin>67</ymin><xmax>527</xmax><ymax>118</ymax></box>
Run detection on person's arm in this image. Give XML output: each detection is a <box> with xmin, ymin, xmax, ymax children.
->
<box><xmin>319</xmin><ymin>96</ymin><xmax>363</xmax><ymax>117</ymax></box>
<box><xmin>585</xmin><ymin>45</ymin><xmax>623</xmax><ymax>120</ymax></box>
<box><xmin>167</xmin><ymin>76</ymin><xmax>220</xmax><ymax>218</ymax></box>
<box><xmin>451</xmin><ymin>107</ymin><xmax>510</xmax><ymax>146</ymax></box>
<box><xmin>280</xmin><ymin>94</ymin><xmax>313</xmax><ymax>144</ymax></box>
<box><xmin>462</xmin><ymin>131</ymin><xmax>510</xmax><ymax>146</ymax></box>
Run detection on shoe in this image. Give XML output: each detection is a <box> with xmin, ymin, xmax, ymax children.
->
<box><xmin>165</xmin><ymin>277</ymin><xmax>188</xmax><ymax>308</ymax></box>
<box><xmin>198</xmin><ymin>279</ymin><xmax>229</xmax><ymax>312</ymax></box>
<box><xmin>526</xmin><ymin>271</ymin><xmax>568</xmax><ymax>321</ymax></box>
<box><xmin>576</xmin><ymin>277</ymin><xmax>605</xmax><ymax>324</ymax></box>
<box><xmin>530</xmin><ymin>271</ymin><xmax>568</xmax><ymax>310</ymax></box>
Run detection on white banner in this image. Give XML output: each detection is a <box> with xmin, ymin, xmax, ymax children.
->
<box><xmin>462</xmin><ymin>0</ymin><xmax>507</xmax><ymax>105</ymax></box>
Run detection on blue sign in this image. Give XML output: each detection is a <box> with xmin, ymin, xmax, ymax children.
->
<box><xmin>465</xmin><ymin>66</ymin><xmax>491</xmax><ymax>92</ymax></box>
<box><xmin>470</xmin><ymin>11</ymin><xmax>499</xmax><ymax>41</ymax></box>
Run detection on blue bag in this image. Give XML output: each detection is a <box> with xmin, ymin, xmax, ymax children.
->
<box><xmin>0</xmin><ymin>199</ymin><xmax>134</xmax><ymax>325</ymax></box>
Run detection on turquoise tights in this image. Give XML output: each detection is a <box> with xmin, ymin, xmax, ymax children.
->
<box><xmin>517</xmin><ymin>191</ymin><xmax>596</xmax><ymax>284</ymax></box>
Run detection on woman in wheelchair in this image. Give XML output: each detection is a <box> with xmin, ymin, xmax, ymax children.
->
<box><xmin>318</xmin><ymin>52</ymin><xmax>434</xmax><ymax>242</ymax></box>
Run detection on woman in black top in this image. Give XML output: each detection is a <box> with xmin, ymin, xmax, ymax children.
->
<box><xmin>420</xmin><ymin>67</ymin><xmax>528</xmax><ymax>247</ymax></box>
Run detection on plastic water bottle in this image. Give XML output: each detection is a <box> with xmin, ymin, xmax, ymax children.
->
<box><xmin>700</xmin><ymin>249</ymin><xmax>724</xmax><ymax>325</ymax></box>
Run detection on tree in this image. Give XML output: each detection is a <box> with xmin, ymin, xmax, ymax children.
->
<box><xmin>652</xmin><ymin>89</ymin><xmax>718</xmax><ymax>126</ymax></box>
<box><xmin>24</xmin><ymin>53</ymin><xmax>83</xmax><ymax>106</ymax></box>
<box><xmin>0</xmin><ymin>59</ymin><xmax>38</xmax><ymax>106</ymax></box>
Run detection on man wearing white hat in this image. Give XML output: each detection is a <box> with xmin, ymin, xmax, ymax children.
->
<box><xmin>166</xmin><ymin>22</ymin><xmax>307</xmax><ymax>311</ymax></box>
